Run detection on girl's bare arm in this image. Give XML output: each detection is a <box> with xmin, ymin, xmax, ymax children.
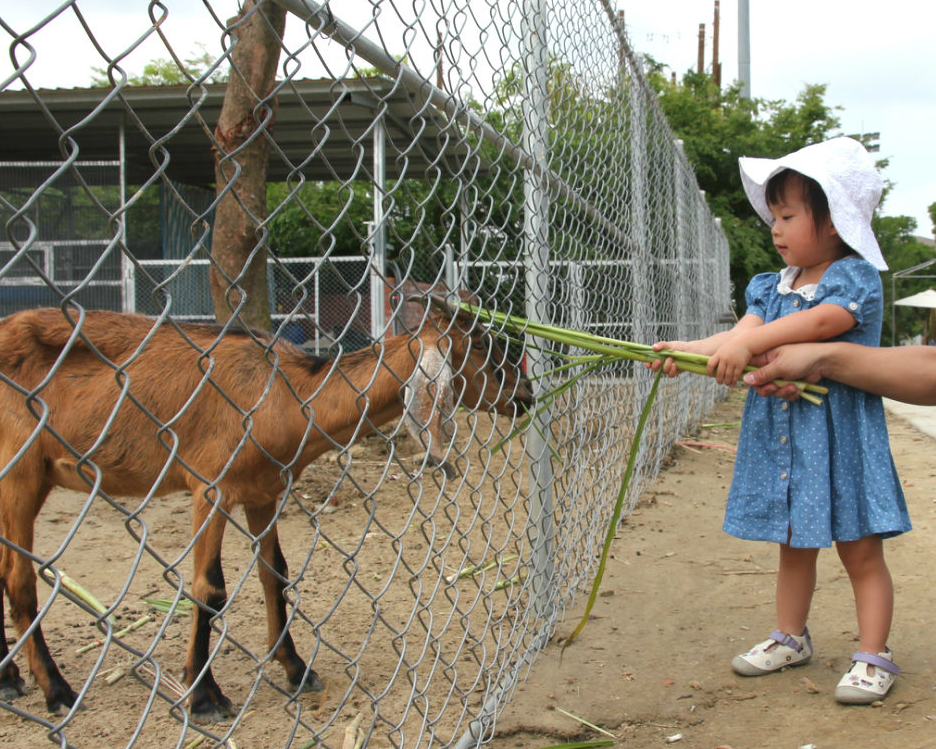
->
<box><xmin>707</xmin><ymin>303</ymin><xmax>855</xmax><ymax>385</ymax></box>
<box><xmin>650</xmin><ymin>314</ymin><xmax>764</xmax><ymax>376</ymax></box>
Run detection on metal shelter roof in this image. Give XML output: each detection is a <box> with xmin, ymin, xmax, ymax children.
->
<box><xmin>0</xmin><ymin>77</ymin><xmax>475</xmax><ymax>187</ymax></box>
<box><xmin>895</xmin><ymin>288</ymin><xmax>936</xmax><ymax>309</ymax></box>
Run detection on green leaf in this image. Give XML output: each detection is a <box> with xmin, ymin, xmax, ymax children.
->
<box><xmin>561</xmin><ymin>368</ymin><xmax>663</xmax><ymax>656</ymax></box>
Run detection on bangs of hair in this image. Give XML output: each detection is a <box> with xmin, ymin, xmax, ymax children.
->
<box><xmin>765</xmin><ymin>169</ymin><xmax>832</xmax><ymax>229</ymax></box>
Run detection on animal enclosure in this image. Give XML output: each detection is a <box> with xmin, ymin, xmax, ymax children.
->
<box><xmin>0</xmin><ymin>1</ymin><xmax>730</xmax><ymax>747</ymax></box>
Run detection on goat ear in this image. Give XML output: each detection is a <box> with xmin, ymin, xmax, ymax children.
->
<box><xmin>403</xmin><ymin>346</ymin><xmax>457</xmax><ymax>478</ymax></box>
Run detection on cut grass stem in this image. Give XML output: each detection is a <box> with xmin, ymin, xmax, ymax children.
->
<box><xmin>460</xmin><ymin>301</ymin><xmax>827</xmax><ymax>405</ymax></box>
<box><xmin>561</xmin><ymin>369</ymin><xmax>664</xmax><ymax>655</ymax></box>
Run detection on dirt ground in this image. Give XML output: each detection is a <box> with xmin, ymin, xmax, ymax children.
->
<box><xmin>489</xmin><ymin>389</ymin><xmax>936</xmax><ymax>749</ymax></box>
<box><xmin>2</xmin><ymin>388</ymin><xmax>934</xmax><ymax>749</ymax></box>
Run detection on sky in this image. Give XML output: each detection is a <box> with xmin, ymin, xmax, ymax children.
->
<box><xmin>624</xmin><ymin>0</ymin><xmax>936</xmax><ymax>238</ymax></box>
<box><xmin>3</xmin><ymin>1</ymin><xmax>935</xmax><ymax>238</ymax></box>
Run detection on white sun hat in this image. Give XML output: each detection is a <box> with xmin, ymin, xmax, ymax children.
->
<box><xmin>739</xmin><ymin>137</ymin><xmax>886</xmax><ymax>270</ymax></box>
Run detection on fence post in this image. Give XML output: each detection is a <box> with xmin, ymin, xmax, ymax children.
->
<box><xmin>697</xmin><ymin>189</ymin><xmax>710</xmax><ymax>332</ymax></box>
<box><xmin>520</xmin><ymin>0</ymin><xmax>556</xmax><ymax>636</ymax></box>
<box><xmin>457</xmin><ymin>5</ymin><xmax>559</xmax><ymax>743</ymax></box>
<box><xmin>118</xmin><ymin>120</ymin><xmax>135</xmax><ymax>313</ymax></box>
<box><xmin>627</xmin><ymin>57</ymin><xmax>650</xmax><ymax>346</ymax></box>
<box><xmin>370</xmin><ymin>114</ymin><xmax>388</xmax><ymax>339</ymax></box>
<box><xmin>449</xmin><ymin>187</ymin><xmax>470</xmax><ymax>294</ymax></box>
<box><xmin>714</xmin><ymin>216</ymin><xmax>725</xmax><ymax>315</ymax></box>
<box><xmin>674</xmin><ymin>140</ymin><xmax>690</xmax><ymax>340</ymax></box>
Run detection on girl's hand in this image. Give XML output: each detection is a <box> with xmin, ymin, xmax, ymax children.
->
<box><xmin>707</xmin><ymin>337</ymin><xmax>754</xmax><ymax>385</ymax></box>
<box><xmin>647</xmin><ymin>340</ymin><xmax>695</xmax><ymax>378</ymax></box>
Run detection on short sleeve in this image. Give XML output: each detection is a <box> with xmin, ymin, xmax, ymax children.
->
<box><xmin>744</xmin><ymin>272</ymin><xmax>779</xmax><ymax>320</ymax></box>
<box><xmin>815</xmin><ymin>256</ymin><xmax>882</xmax><ymax>327</ymax></box>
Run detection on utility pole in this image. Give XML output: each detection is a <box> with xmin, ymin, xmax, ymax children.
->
<box><xmin>697</xmin><ymin>23</ymin><xmax>705</xmax><ymax>73</ymax></box>
<box><xmin>712</xmin><ymin>0</ymin><xmax>721</xmax><ymax>87</ymax></box>
<box><xmin>738</xmin><ymin>0</ymin><xmax>751</xmax><ymax>97</ymax></box>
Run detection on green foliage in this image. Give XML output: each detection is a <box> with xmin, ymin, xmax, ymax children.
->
<box><xmin>266</xmin><ymin>180</ymin><xmax>372</xmax><ymax>258</ymax></box>
<box><xmin>264</xmin><ymin>65</ymin><xmax>531</xmax><ymax>281</ymax></box>
<box><xmin>647</xmin><ymin>69</ymin><xmax>844</xmax><ymax>312</ymax></box>
<box><xmin>260</xmin><ymin>61</ymin><xmax>935</xmax><ymax>343</ymax></box>
<box><xmin>91</xmin><ymin>45</ymin><xmax>226</xmax><ymax>87</ymax></box>
<box><xmin>266</xmin><ymin>175</ymin><xmax>472</xmax><ymax>286</ymax></box>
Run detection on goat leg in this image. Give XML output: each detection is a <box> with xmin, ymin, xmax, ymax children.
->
<box><xmin>244</xmin><ymin>504</ymin><xmax>324</xmax><ymax>694</ymax></box>
<box><xmin>184</xmin><ymin>599</ymin><xmax>235</xmax><ymax>724</ymax></box>
<box><xmin>183</xmin><ymin>499</ymin><xmax>234</xmax><ymax>724</ymax></box>
<box><xmin>0</xmin><ymin>574</ymin><xmax>27</xmax><ymax>701</ymax></box>
<box><xmin>0</xmin><ymin>520</ymin><xmax>78</xmax><ymax>711</ymax></box>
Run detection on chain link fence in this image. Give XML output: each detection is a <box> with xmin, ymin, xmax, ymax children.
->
<box><xmin>0</xmin><ymin>1</ymin><xmax>730</xmax><ymax>747</ymax></box>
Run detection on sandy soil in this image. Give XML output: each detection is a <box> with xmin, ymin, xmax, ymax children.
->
<box><xmin>489</xmin><ymin>388</ymin><xmax>936</xmax><ymax>749</ymax></box>
<box><xmin>2</xmin><ymin>389</ymin><xmax>934</xmax><ymax>749</ymax></box>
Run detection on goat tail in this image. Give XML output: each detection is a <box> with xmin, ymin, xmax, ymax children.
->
<box><xmin>0</xmin><ymin>308</ymin><xmax>83</xmax><ymax>351</ymax></box>
<box><xmin>0</xmin><ymin>309</ymin><xmax>153</xmax><ymax>370</ymax></box>
<box><xmin>1</xmin><ymin>309</ymin><xmax>72</xmax><ymax>373</ymax></box>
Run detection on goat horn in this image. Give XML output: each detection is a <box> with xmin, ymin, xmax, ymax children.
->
<box><xmin>433</xmin><ymin>294</ymin><xmax>469</xmax><ymax>317</ymax></box>
<box><xmin>407</xmin><ymin>293</ymin><xmax>462</xmax><ymax>316</ymax></box>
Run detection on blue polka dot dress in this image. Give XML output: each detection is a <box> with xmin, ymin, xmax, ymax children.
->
<box><xmin>723</xmin><ymin>256</ymin><xmax>911</xmax><ymax>548</ymax></box>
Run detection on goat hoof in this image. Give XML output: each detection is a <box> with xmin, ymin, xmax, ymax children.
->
<box><xmin>0</xmin><ymin>674</ymin><xmax>27</xmax><ymax>701</ymax></box>
<box><xmin>190</xmin><ymin>694</ymin><xmax>235</xmax><ymax>725</ymax></box>
<box><xmin>292</xmin><ymin>669</ymin><xmax>325</xmax><ymax>694</ymax></box>
<box><xmin>46</xmin><ymin>686</ymin><xmax>81</xmax><ymax>715</ymax></box>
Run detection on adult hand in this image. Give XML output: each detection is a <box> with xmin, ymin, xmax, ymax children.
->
<box><xmin>744</xmin><ymin>346</ymin><xmax>823</xmax><ymax>400</ymax></box>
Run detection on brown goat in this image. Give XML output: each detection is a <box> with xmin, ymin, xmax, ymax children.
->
<box><xmin>0</xmin><ymin>301</ymin><xmax>531</xmax><ymax>721</ymax></box>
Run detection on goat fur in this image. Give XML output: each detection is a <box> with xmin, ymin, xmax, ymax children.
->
<box><xmin>0</xmin><ymin>305</ymin><xmax>531</xmax><ymax>720</ymax></box>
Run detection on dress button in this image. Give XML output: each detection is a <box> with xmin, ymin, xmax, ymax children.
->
<box><xmin>780</xmin><ymin>435</ymin><xmax>788</xmax><ymax>444</ymax></box>
<box><xmin>781</xmin><ymin>402</ymin><xmax>789</xmax><ymax>411</ymax></box>
<box><xmin>780</xmin><ymin>471</ymin><xmax>789</xmax><ymax>480</ymax></box>
<box><xmin>849</xmin><ymin>301</ymin><xmax>859</xmax><ymax>311</ymax></box>
<box><xmin>792</xmin><ymin>299</ymin><xmax>801</xmax><ymax>308</ymax></box>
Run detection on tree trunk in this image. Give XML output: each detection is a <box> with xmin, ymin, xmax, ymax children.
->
<box><xmin>210</xmin><ymin>0</ymin><xmax>286</xmax><ymax>330</ymax></box>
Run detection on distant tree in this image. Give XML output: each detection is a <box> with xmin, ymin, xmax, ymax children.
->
<box><xmin>646</xmin><ymin>68</ymin><xmax>842</xmax><ymax>311</ymax></box>
<box><xmin>267</xmin><ymin>180</ymin><xmax>373</xmax><ymax>258</ymax></box>
<box><xmin>644</xmin><ymin>65</ymin><xmax>936</xmax><ymax>346</ymax></box>
<box><xmin>91</xmin><ymin>45</ymin><xmax>226</xmax><ymax>87</ymax></box>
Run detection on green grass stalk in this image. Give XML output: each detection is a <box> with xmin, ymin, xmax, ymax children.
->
<box><xmin>561</xmin><ymin>369</ymin><xmax>664</xmax><ymax>656</ymax></box>
<box><xmin>458</xmin><ymin>301</ymin><xmax>827</xmax><ymax>404</ymax></box>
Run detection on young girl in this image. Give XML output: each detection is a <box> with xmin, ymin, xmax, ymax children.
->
<box><xmin>652</xmin><ymin>137</ymin><xmax>911</xmax><ymax>704</ymax></box>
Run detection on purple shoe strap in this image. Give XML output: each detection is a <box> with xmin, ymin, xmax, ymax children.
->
<box><xmin>851</xmin><ymin>652</ymin><xmax>899</xmax><ymax>675</ymax></box>
<box><xmin>769</xmin><ymin>629</ymin><xmax>807</xmax><ymax>653</ymax></box>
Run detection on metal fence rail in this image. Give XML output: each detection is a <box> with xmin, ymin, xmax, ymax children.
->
<box><xmin>0</xmin><ymin>2</ymin><xmax>730</xmax><ymax>748</ymax></box>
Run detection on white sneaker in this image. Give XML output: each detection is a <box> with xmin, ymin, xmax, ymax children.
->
<box><xmin>834</xmin><ymin>650</ymin><xmax>898</xmax><ymax>704</ymax></box>
<box><xmin>731</xmin><ymin>628</ymin><xmax>813</xmax><ymax>676</ymax></box>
